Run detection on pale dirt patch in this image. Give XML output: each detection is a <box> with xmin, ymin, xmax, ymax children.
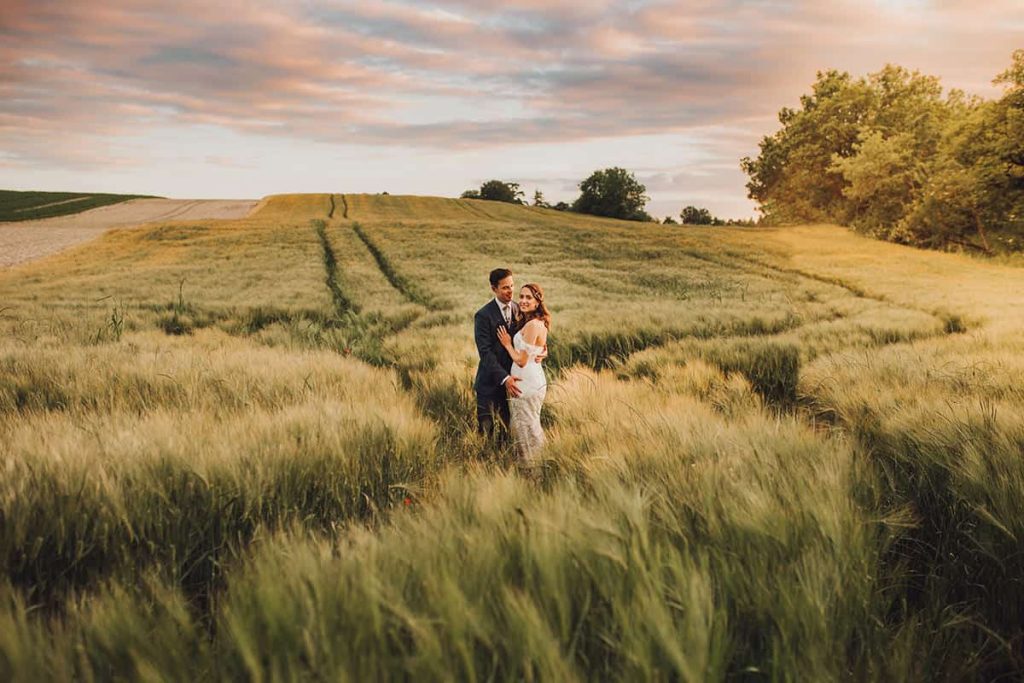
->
<box><xmin>0</xmin><ymin>198</ymin><xmax>258</xmax><ymax>268</ymax></box>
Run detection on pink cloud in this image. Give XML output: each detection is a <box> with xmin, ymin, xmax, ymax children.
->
<box><xmin>0</xmin><ymin>0</ymin><xmax>1021</xmax><ymax>170</ymax></box>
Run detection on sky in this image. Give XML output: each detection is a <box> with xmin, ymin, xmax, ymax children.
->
<box><xmin>1</xmin><ymin>1</ymin><xmax>1022</xmax><ymax>219</ymax></box>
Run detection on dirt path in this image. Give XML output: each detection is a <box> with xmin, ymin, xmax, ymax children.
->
<box><xmin>0</xmin><ymin>198</ymin><xmax>258</xmax><ymax>268</ymax></box>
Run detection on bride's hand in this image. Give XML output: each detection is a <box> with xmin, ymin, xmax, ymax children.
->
<box><xmin>496</xmin><ymin>325</ymin><xmax>512</xmax><ymax>349</ymax></box>
<box><xmin>535</xmin><ymin>344</ymin><xmax>547</xmax><ymax>364</ymax></box>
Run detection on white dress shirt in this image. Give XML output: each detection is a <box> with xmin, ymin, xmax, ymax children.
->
<box><xmin>494</xmin><ymin>297</ymin><xmax>513</xmax><ymax>326</ymax></box>
<box><xmin>494</xmin><ymin>297</ymin><xmax>513</xmax><ymax>384</ymax></box>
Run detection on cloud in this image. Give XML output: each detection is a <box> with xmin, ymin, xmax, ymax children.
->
<box><xmin>0</xmin><ymin>0</ymin><xmax>1020</xmax><ymax>214</ymax></box>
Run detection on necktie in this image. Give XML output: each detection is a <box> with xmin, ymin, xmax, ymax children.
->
<box><xmin>502</xmin><ymin>305</ymin><xmax>510</xmax><ymax>325</ymax></box>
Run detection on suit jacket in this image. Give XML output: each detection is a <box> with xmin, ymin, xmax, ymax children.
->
<box><xmin>473</xmin><ymin>299</ymin><xmax>520</xmax><ymax>394</ymax></box>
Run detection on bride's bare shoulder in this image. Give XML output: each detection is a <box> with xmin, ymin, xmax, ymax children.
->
<box><xmin>524</xmin><ymin>319</ymin><xmax>547</xmax><ymax>341</ymax></box>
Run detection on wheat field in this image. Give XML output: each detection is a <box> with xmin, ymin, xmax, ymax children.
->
<box><xmin>1</xmin><ymin>194</ymin><xmax>1022</xmax><ymax>681</ymax></box>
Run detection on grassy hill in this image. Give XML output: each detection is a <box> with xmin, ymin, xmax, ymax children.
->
<box><xmin>0</xmin><ymin>189</ymin><xmax>156</xmax><ymax>222</ymax></box>
<box><xmin>0</xmin><ymin>194</ymin><xmax>1022</xmax><ymax>680</ymax></box>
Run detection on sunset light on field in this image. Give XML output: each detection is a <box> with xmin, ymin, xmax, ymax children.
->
<box><xmin>2</xmin><ymin>3</ymin><xmax>1024</xmax><ymax>680</ymax></box>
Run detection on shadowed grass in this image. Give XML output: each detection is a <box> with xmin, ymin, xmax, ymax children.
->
<box><xmin>1</xmin><ymin>194</ymin><xmax>1023</xmax><ymax>679</ymax></box>
<box><xmin>0</xmin><ymin>331</ymin><xmax>438</xmax><ymax>609</ymax></box>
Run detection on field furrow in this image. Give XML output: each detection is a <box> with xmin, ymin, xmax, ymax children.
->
<box><xmin>2</xmin><ymin>193</ymin><xmax>1023</xmax><ymax>681</ymax></box>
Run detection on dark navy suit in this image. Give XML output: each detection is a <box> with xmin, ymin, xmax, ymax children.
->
<box><xmin>473</xmin><ymin>298</ymin><xmax>519</xmax><ymax>437</ymax></box>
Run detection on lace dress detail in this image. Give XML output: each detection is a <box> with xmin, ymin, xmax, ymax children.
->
<box><xmin>509</xmin><ymin>330</ymin><xmax>547</xmax><ymax>464</ymax></box>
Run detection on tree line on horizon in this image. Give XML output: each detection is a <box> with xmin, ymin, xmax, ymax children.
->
<box><xmin>742</xmin><ymin>49</ymin><xmax>1024</xmax><ymax>254</ymax></box>
<box><xmin>460</xmin><ymin>170</ymin><xmax>753</xmax><ymax>226</ymax></box>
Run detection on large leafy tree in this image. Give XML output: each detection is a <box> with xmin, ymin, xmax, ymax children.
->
<box><xmin>573</xmin><ymin>167</ymin><xmax>650</xmax><ymax>221</ymax></box>
<box><xmin>830</xmin><ymin>66</ymin><xmax>954</xmax><ymax>238</ymax></box>
<box><xmin>463</xmin><ymin>180</ymin><xmax>524</xmax><ymax>204</ymax></box>
<box><xmin>741</xmin><ymin>70</ymin><xmax>872</xmax><ymax>224</ymax></box>
<box><xmin>680</xmin><ymin>206</ymin><xmax>715</xmax><ymax>225</ymax></box>
<box><xmin>742</xmin><ymin>66</ymin><xmax>950</xmax><ymax>226</ymax></box>
<box><xmin>743</xmin><ymin>53</ymin><xmax>1024</xmax><ymax>253</ymax></box>
<box><xmin>480</xmin><ymin>180</ymin><xmax>524</xmax><ymax>204</ymax></box>
<box><xmin>830</xmin><ymin>130</ymin><xmax>924</xmax><ymax>239</ymax></box>
<box><xmin>899</xmin><ymin>54</ymin><xmax>1024</xmax><ymax>253</ymax></box>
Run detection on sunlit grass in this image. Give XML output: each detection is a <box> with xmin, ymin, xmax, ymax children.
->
<box><xmin>1</xmin><ymin>195</ymin><xmax>1023</xmax><ymax>679</ymax></box>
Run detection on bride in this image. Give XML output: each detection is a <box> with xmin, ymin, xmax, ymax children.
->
<box><xmin>496</xmin><ymin>283</ymin><xmax>550</xmax><ymax>465</ymax></box>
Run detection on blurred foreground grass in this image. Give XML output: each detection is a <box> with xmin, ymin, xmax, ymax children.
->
<box><xmin>1</xmin><ymin>195</ymin><xmax>1022</xmax><ymax>680</ymax></box>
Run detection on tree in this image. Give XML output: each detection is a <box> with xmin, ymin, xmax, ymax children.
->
<box><xmin>680</xmin><ymin>206</ymin><xmax>715</xmax><ymax>225</ymax></box>
<box><xmin>460</xmin><ymin>189</ymin><xmax>481</xmax><ymax>199</ymax></box>
<box><xmin>479</xmin><ymin>180</ymin><xmax>524</xmax><ymax>204</ymax></box>
<box><xmin>901</xmin><ymin>98</ymin><xmax>1013</xmax><ymax>253</ymax></box>
<box><xmin>740</xmin><ymin>55</ymin><xmax>1024</xmax><ymax>253</ymax></box>
<box><xmin>741</xmin><ymin>69</ymin><xmax>873</xmax><ymax>224</ymax></box>
<box><xmin>895</xmin><ymin>51</ymin><xmax>1024</xmax><ymax>252</ymax></box>
<box><xmin>830</xmin><ymin>130</ymin><xmax>924</xmax><ymax>239</ymax></box>
<box><xmin>552</xmin><ymin>201</ymin><xmax>571</xmax><ymax>212</ymax></box>
<box><xmin>533</xmin><ymin>189</ymin><xmax>548</xmax><ymax>208</ymax></box>
<box><xmin>662</xmin><ymin>216</ymin><xmax>678</xmax><ymax>224</ymax></box>
<box><xmin>898</xmin><ymin>158</ymin><xmax>993</xmax><ymax>251</ymax></box>
<box><xmin>573</xmin><ymin>167</ymin><xmax>650</xmax><ymax>221</ymax></box>
<box><xmin>741</xmin><ymin>65</ymin><xmax>952</xmax><ymax>226</ymax></box>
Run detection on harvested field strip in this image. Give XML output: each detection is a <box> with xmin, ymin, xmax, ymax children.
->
<box><xmin>0</xmin><ymin>190</ymin><xmax>155</xmax><ymax>222</ymax></box>
<box><xmin>140</xmin><ymin>200</ymin><xmax>205</xmax><ymax>223</ymax></box>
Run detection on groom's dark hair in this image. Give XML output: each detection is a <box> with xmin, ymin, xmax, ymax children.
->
<box><xmin>489</xmin><ymin>268</ymin><xmax>513</xmax><ymax>287</ymax></box>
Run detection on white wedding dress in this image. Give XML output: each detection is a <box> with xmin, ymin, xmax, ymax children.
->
<box><xmin>509</xmin><ymin>329</ymin><xmax>547</xmax><ymax>463</ymax></box>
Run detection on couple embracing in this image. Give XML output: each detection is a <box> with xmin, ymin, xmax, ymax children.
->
<box><xmin>473</xmin><ymin>268</ymin><xmax>551</xmax><ymax>464</ymax></box>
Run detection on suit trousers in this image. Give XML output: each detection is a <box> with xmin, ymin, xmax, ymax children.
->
<box><xmin>476</xmin><ymin>388</ymin><xmax>510</xmax><ymax>440</ymax></box>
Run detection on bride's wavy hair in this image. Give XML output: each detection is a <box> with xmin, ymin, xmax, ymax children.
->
<box><xmin>517</xmin><ymin>283</ymin><xmax>551</xmax><ymax>329</ymax></box>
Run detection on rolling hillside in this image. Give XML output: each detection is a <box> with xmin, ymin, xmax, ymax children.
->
<box><xmin>1</xmin><ymin>194</ymin><xmax>1022</xmax><ymax>680</ymax></box>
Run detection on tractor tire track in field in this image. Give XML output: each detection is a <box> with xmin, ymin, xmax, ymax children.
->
<box><xmin>313</xmin><ymin>219</ymin><xmax>360</xmax><ymax>315</ymax></box>
<box><xmin>328</xmin><ymin>195</ymin><xmax>336</xmax><ymax>219</ymax></box>
<box><xmin>351</xmin><ymin>223</ymin><xmax>450</xmax><ymax>309</ymax></box>
<box><xmin>676</xmin><ymin>246</ymin><xmax>877</xmax><ymax>301</ymax></box>
<box><xmin>338</xmin><ymin>194</ymin><xmax>349</xmax><ymax>219</ymax></box>
<box><xmin>719</xmin><ymin>251</ymin><xmax>969</xmax><ymax>334</ymax></box>
<box><xmin>457</xmin><ymin>199</ymin><xmax>494</xmax><ymax>220</ymax></box>
<box><xmin>141</xmin><ymin>200</ymin><xmax>205</xmax><ymax>223</ymax></box>
<box><xmin>678</xmin><ymin>246</ymin><xmax>967</xmax><ymax>335</ymax></box>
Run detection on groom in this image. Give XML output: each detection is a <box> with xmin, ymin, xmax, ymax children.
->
<box><xmin>473</xmin><ymin>268</ymin><xmax>521</xmax><ymax>438</ymax></box>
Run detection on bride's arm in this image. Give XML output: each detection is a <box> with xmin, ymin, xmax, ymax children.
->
<box><xmin>497</xmin><ymin>326</ymin><xmax>529</xmax><ymax>367</ymax></box>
